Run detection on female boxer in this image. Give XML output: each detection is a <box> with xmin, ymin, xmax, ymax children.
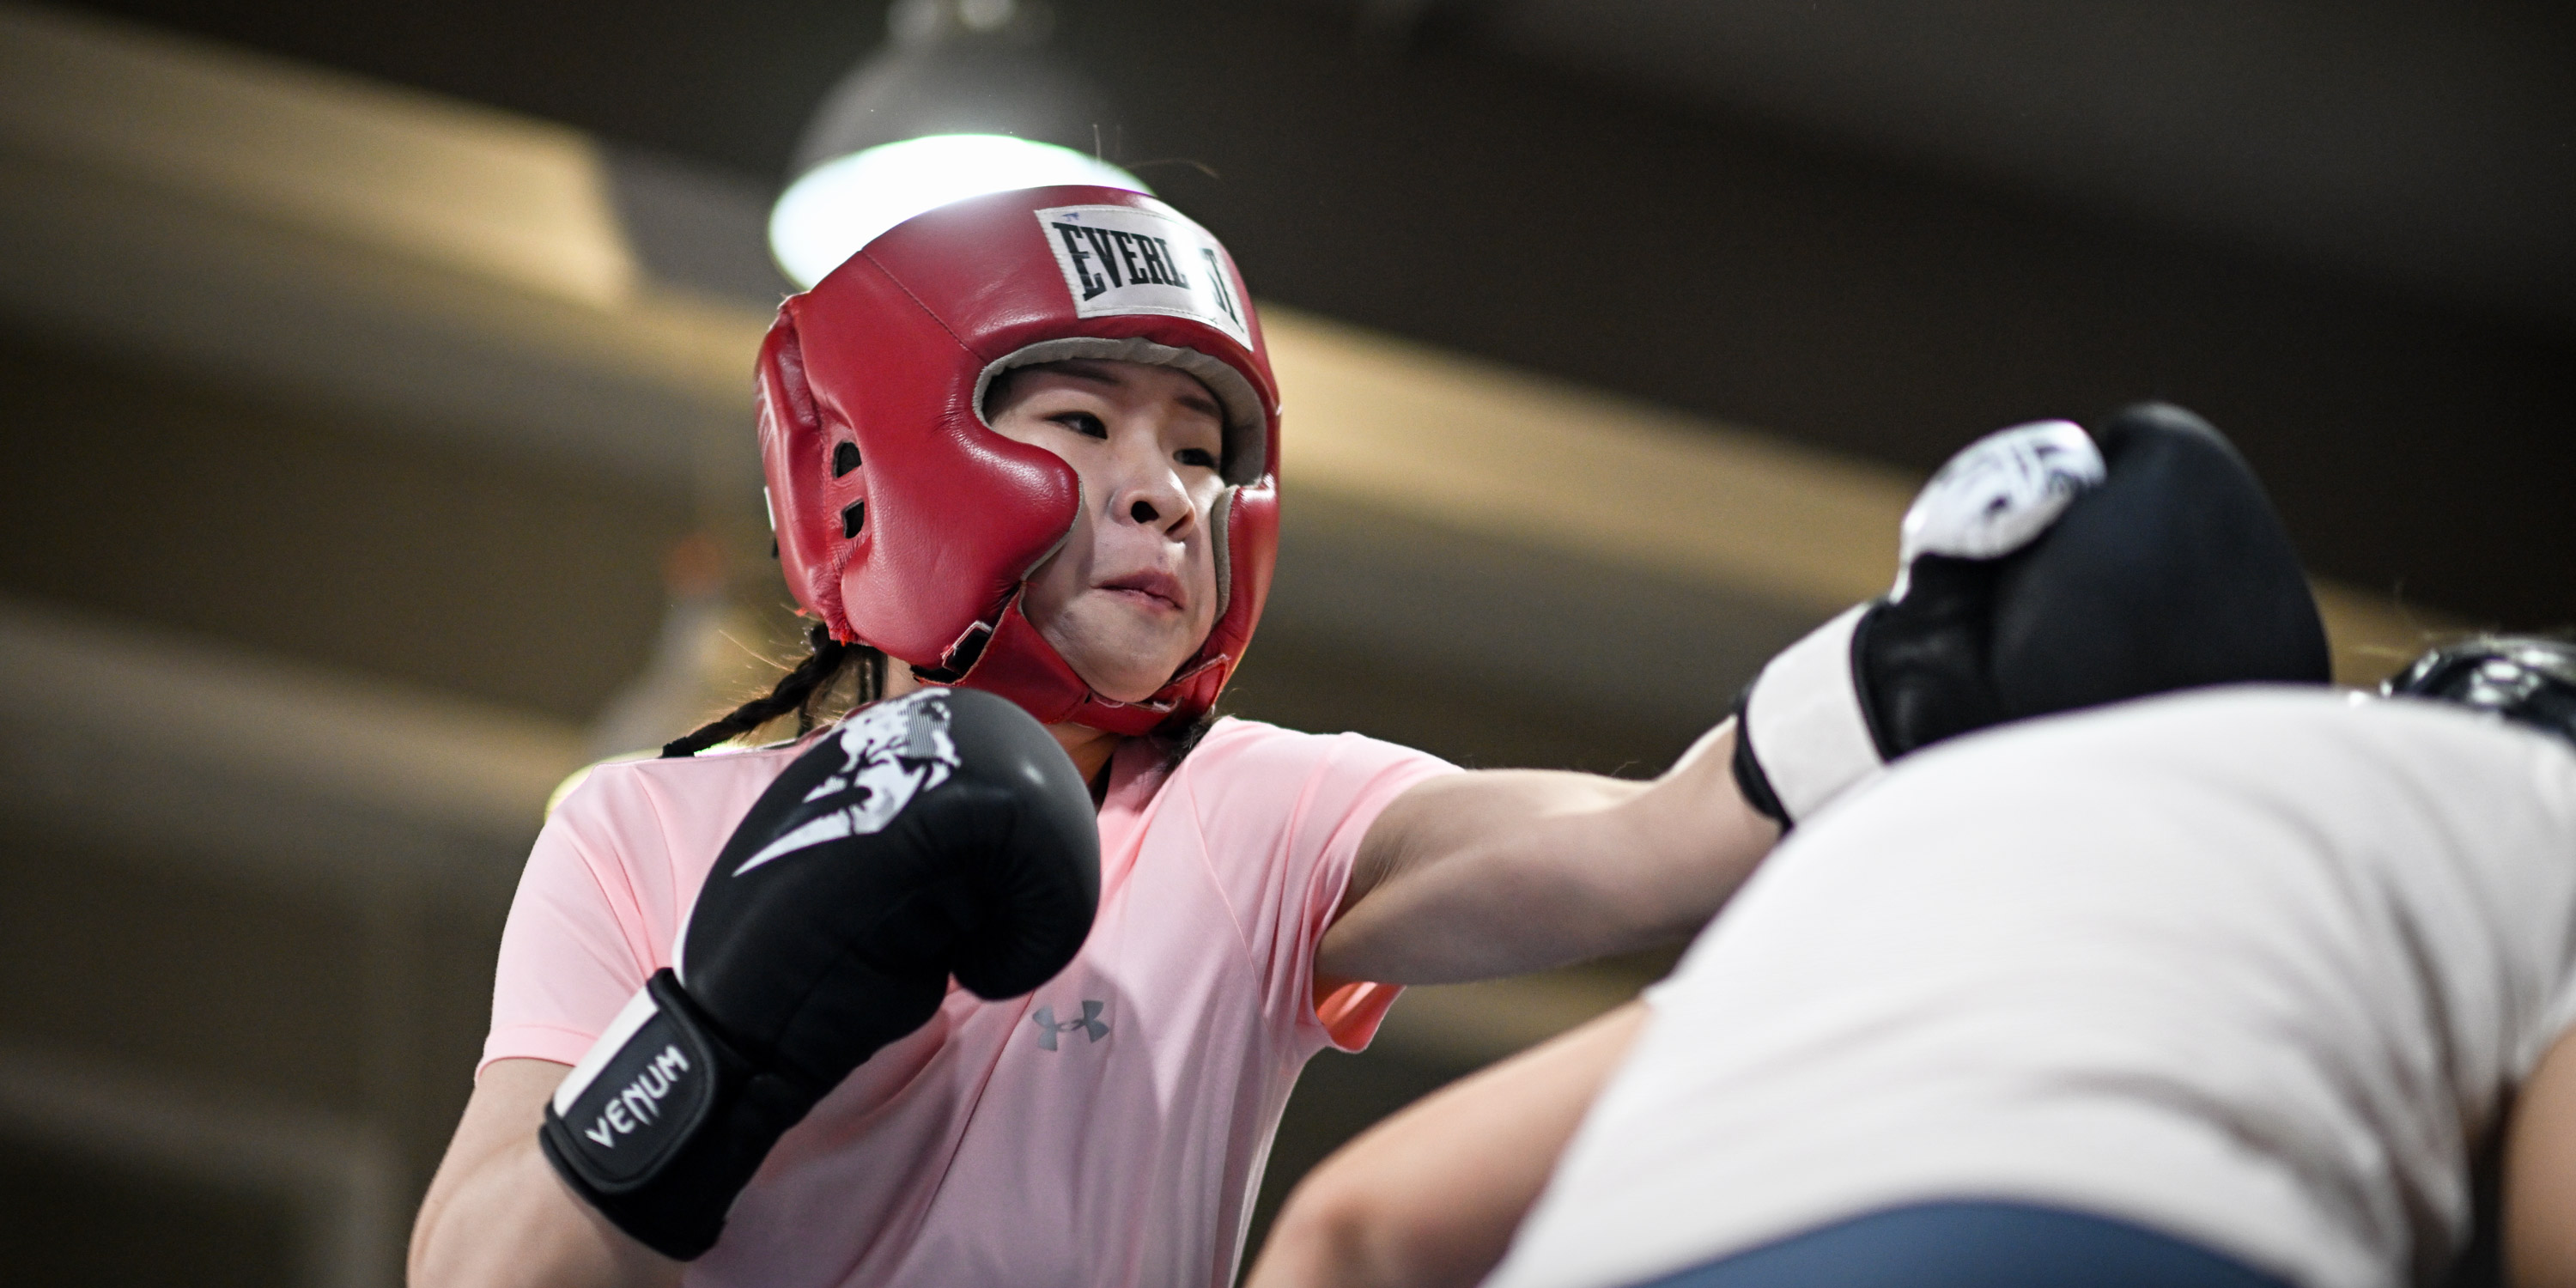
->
<box><xmin>405</xmin><ymin>185</ymin><xmax>2327</xmax><ymax>1288</ymax></box>
<box><xmin>1249</xmin><ymin>641</ymin><xmax>2576</xmax><ymax>1288</ymax></box>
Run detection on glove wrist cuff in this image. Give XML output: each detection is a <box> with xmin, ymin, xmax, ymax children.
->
<box><xmin>538</xmin><ymin>970</ymin><xmax>771</xmax><ymax>1261</ymax></box>
<box><xmin>1739</xmin><ymin>604</ymin><xmax>1885</xmax><ymax>824</ymax></box>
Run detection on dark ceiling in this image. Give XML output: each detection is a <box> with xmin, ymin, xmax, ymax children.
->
<box><xmin>1456</xmin><ymin>0</ymin><xmax>2576</xmax><ymax>324</ymax></box>
<box><xmin>49</xmin><ymin>0</ymin><xmax>2576</xmax><ymax>629</ymax></box>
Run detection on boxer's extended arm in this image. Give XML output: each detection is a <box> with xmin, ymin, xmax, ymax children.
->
<box><xmin>2505</xmin><ymin>1026</ymin><xmax>2576</xmax><ymax>1288</ymax></box>
<box><xmin>1325</xmin><ymin>404</ymin><xmax>2326</xmax><ymax>986</ymax></box>
<box><xmin>1321</xmin><ymin>721</ymin><xmax>1774</xmax><ymax>984</ymax></box>
<box><xmin>410</xmin><ymin>1060</ymin><xmax>681</xmax><ymax>1288</ymax></box>
<box><xmin>1246</xmin><ymin>1002</ymin><xmax>1648</xmax><ymax>1288</ymax></box>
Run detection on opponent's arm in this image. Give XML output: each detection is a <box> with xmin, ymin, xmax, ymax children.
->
<box><xmin>2505</xmin><ymin>1025</ymin><xmax>2576</xmax><ymax>1287</ymax></box>
<box><xmin>1324</xmin><ymin>404</ymin><xmax>2329</xmax><ymax>986</ymax></box>
<box><xmin>410</xmin><ymin>1060</ymin><xmax>681</xmax><ymax>1288</ymax></box>
<box><xmin>1246</xmin><ymin>1002</ymin><xmax>1649</xmax><ymax>1288</ymax></box>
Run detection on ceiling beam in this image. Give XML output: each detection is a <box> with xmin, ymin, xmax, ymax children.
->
<box><xmin>0</xmin><ymin>1</ymin><xmax>2441</xmax><ymax>691</ymax></box>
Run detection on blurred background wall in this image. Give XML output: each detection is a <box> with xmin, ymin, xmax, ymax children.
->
<box><xmin>0</xmin><ymin>1</ymin><xmax>2563</xmax><ymax>1282</ymax></box>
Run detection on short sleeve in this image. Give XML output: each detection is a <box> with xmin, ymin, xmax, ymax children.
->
<box><xmin>479</xmin><ymin>766</ymin><xmax>674</xmax><ymax>1075</ymax></box>
<box><xmin>1167</xmin><ymin>723</ymin><xmax>1459</xmax><ymax>1055</ymax></box>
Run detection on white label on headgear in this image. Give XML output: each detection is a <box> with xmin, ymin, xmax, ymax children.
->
<box><xmin>1896</xmin><ymin>418</ymin><xmax>2105</xmax><ymax>580</ymax></box>
<box><xmin>1035</xmin><ymin>205</ymin><xmax>1252</xmax><ymax>347</ymax></box>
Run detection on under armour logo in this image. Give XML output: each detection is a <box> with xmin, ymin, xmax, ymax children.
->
<box><xmin>1030</xmin><ymin>1001</ymin><xmax>1109</xmax><ymax>1050</ymax></box>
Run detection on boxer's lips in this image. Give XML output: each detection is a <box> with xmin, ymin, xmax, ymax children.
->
<box><xmin>1097</xmin><ymin>570</ymin><xmax>1186</xmax><ymax>616</ymax></box>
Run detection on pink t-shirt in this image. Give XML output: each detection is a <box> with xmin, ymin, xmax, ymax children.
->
<box><xmin>484</xmin><ymin>715</ymin><xmax>1456</xmax><ymax>1287</ymax></box>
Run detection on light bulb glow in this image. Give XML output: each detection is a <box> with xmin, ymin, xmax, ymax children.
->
<box><xmin>769</xmin><ymin>134</ymin><xmax>1150</xmax><ymax>288</ymax></box>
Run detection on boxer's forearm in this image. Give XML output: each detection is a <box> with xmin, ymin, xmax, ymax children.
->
<box><xmin>2506</xmin><ymin>1029</ymin><xmax>2576</xmax><ymax>1288</ymax></box>
<box><xmin>410</xmin><ymin>1060</ymin><xmax>683</xmax><ymax>1288</ymax></box>
<box><xmin>1321</xmin><ymin>721</ymin><xmax>1777</xmax><ymax>984</ymax></box>
<box><xmin>1248</xmin><ymin>1003</ymin><xmax>1648</xmax><ymax>1288</ymax></box>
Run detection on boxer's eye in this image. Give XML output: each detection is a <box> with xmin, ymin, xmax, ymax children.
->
<box><xmin>1175</xmin><ymin>447</ymin><xmax>1218</xmax><ymax>470</ymax></box>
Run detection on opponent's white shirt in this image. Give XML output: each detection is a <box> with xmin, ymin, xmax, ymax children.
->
<box><xmin>1491</xmin><ymin>689</ymin><xmax>2576</xmax><ymax>1288</ymax></box>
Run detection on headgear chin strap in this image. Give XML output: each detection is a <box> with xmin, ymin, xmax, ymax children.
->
<box><xmin>755</xmin><ymin>185</ymin><xmax>1281</xmax><ymax>735</ymax></box>
<box><xmin>2383</xmin><ymin>637</ymin><xmax>2576</xmax><ymax>750</ymax></box>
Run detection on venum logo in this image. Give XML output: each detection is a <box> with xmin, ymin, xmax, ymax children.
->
<box><xmin>581</xmin><ymin>1044</ymin><xmax>692</xmax><ymax>1149</ymax></box>
<box><xmin>734</xmin><ymin>693</ymin><xmax>962</xmax><ymax>877</ymax></box>
<box><xmin>1031</xmin><ymin>1000</ymin><xmax>1110</xmax><ymax>1051</ymax></box>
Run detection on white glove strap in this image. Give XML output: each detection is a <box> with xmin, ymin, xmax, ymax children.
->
<box><xmin>553</xmin><ymin>982</ymin><xmax>665</xmax><ymax>1116</ymax></box>
<box><xmin>1742</xmin><ymin>604</ymin><xmax>1882</xmax><ymax>823</ymax></box>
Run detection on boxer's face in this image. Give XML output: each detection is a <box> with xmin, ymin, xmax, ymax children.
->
<box><xmin>986</xmin><ymin>360</ymin><xmax>1228</xmax><ymax>705</ymax></box>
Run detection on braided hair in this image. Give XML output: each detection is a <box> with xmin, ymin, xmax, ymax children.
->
<box><xmin>660</xmin><ymin>623</ymin><xmax>888</xmax><ymax>758</ymax></box>
<box><xmin>659</xmin><ymin>625</ymin><xmax>1224</xmax><ymax>768</ymax></box>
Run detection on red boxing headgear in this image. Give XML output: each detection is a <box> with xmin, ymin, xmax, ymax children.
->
<box><xmin>755</xmin><ymin>185</ymin><xmax>1280</xmax><ymax>735</ymax></box>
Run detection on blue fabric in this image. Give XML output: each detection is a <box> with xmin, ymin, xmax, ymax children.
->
<box><xmin>1629</xmin><ymin>1200</ymin><xmax>2295</xmax><ymax>1288</ymax></box>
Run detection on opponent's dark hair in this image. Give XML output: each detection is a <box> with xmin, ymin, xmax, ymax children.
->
<box><xmin>2382</xmin><ymin>631</ymin><xmax>2576</xmax><ymax>752</ymax></box>
<box><xmin>660</xmin><ymin>623</ymin><xmax>888</xmax><ymax>758</ymax></box>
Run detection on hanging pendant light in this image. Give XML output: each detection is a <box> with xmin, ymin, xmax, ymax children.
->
<box><xmin>769</xmin><ymin>0</ymin><xmax>1147</xmax><ymax>288</ymax></box>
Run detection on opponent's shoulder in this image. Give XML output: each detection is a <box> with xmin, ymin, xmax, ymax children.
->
<box><xmin>1961</xmin><ymin>684</ymin><xmax>2576</xmax><ymax>824</ymax></box>
<box><xmin>2152</xmin><ymin>683</ymin><xmax>2576</xmax><ymax>773</ymax></box>
<box><xmin>2115</xmin><ymin>682</ymin><xmax>2364</xmax><ymax>729</ymax></box>
<box><xmin>1981</xmin><ymin>684</ymin><xmax>2397</xmax><ymax>754</ymax></box>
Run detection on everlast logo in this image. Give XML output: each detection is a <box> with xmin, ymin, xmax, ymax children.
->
<box><xmin>1049</xmin><ymin>222</ymin><xmax>1194</xmax><ymax>301</ymax></box>
<box><xmin>1198</xmin><ymin>246</ymin><xmax>1242</xmax><ymax>327</ymax></box>
<box><xmin>1036</xmin><ymin>204</ymin><xmax>1253</xmax><ymax>345</ymax></box>
<box><xmin>582</xmin><ymin>1044</ymin><xmax>691</xmax><ymax>1148</ymax></box>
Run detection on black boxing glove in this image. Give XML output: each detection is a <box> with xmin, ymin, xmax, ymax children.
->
<box><xmin>537</xmin><ymin>688</ymin><xmax>1098</xmax><ymax>1259</ymax></box>
<box><xmin>1732</xmin><ymin>402</ymin><xmax>2331</xmax><ymax>825</ymax></box>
